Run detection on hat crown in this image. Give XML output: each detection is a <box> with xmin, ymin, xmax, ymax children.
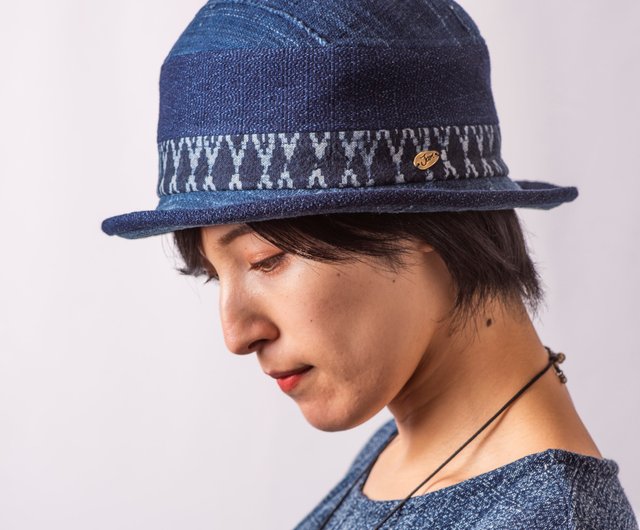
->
<box><xmin>166</xmin><ymin>0</ymin><xmax>484</xmax><ymax>59</ymax></box>
<box><xmin>157</xmin><ymin>0</ymin><xmax>499</xmax><ymax>143</ymax></box>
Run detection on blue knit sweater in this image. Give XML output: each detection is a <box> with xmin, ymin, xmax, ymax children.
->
<box><xmin>294</xmin><ymin>418</ymin><xmax>638</xmax><ymax>529</ymax></box>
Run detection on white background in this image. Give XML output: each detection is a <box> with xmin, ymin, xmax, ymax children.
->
<box><xmin>0</xmin><ymin>1</ymin><xmax>638</xmax><ymax>528</ymax></box>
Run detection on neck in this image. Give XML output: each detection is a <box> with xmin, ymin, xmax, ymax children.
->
<box><xmin>386</xmin><ymin>297</ymin><xmax>571</xmax><ymax>475</ymax></box>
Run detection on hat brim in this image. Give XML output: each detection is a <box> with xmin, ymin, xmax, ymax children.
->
<box><xmin>101</xmin><ymin>178</ymin><xmax>578</xmax><ymax>239</ymax></box>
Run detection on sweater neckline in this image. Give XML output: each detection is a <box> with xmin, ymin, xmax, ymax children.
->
<box><xmin>354</xmin><ymin>425</ymin><xmax>619</xmax><ymax>506</ymax></box>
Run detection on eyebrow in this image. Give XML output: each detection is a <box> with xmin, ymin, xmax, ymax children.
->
<box><xmin>217</xmin><ymin>224</ymin><xmax>254</xmax><ymax>247</ymax></box>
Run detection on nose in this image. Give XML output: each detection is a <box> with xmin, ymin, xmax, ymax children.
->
<box><xmin>218</xmin><ymin>282</ymin><xmax>278</xmax><ymax>355</ymax></box>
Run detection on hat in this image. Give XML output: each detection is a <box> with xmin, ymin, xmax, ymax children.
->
<box><xmin>101</xmin><ymin>0</ymin><xmax>578</xmax><ymax>240</ymax></box>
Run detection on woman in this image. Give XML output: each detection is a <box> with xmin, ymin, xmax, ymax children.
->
<box><xmin>101</xmin><ymin>0</ymin><xmax>638</xmax><ymax>528</ymax></box>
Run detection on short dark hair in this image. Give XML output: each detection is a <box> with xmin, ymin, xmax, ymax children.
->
<box><xmin>172</xmin><ymin>210</ymin><xmax>544</xmax><ymax>333</ymax></box>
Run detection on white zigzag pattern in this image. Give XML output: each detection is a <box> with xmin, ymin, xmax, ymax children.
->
<box><xmin>156</xmin><ymin>125</ymin><xmax>505</xmax><ymax>195</ymax></box>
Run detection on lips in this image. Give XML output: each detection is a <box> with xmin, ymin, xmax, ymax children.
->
<box><xmin>267</xmin><ymin>366</ymin><xmax>313</xmax><ymax>379</ymax></box>
<box><xmin>274</xmin><ymin>366</ymin><xmax>313</xmax><ymax>393</ymax></box>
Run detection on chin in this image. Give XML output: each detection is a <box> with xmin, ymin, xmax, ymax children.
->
<box><xmin>297</xmin><ymin>401</ymin><xmax>383</xmax><ymax>433</ymax></box>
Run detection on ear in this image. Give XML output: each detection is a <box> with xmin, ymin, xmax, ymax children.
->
<box><xmin>415</xmin><ymin>241</ymin><xmax>436</xmax><ymax>253</ymax></box>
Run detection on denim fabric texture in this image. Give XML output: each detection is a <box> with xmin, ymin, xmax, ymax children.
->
<box><xmin>294</xmin><ymin>418</ymin><xmax>640</xmax><ymax>530</ymax></box>
<box><xmin>101</xmin><ymin>0</ymin><xmax>579</xmax><ymax>239</ymax></box>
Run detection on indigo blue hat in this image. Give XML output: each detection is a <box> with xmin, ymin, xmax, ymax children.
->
<box><xmin>101</xmin><ymin>0</ymin><xmax>578</xmax><ymax>239</ymax></box>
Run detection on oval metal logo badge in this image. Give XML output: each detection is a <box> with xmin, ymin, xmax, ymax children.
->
<box><xmin>413</xmin><ymin>150</ymin><xmax>440</xmax><ymax>170</ymax></box>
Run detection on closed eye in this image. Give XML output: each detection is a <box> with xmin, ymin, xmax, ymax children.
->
<box><xmin>250</xmin><ymin>252</ymin><xmax>287</xmax><ymax>275</ymax></box>
<box><xmin>202</xmin><ymin>252</ymin><xmax>287</xmax><ymax>285</ymax></box>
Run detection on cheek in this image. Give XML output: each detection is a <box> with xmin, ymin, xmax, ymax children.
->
<box><xmin>282</xmin><ymin>269</ymin><xmax>377</xmax><ymax>351</ymax></box>
<box><xmin>283</xmin><ymin>267</ymin><xmax>421</xmax><ymax>390</ymax></box>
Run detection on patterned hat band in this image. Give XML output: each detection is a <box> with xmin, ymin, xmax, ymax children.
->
<box><xmin>157</xmin><ymin>124</ymin><xmax>508</xmax><ymax>196</ymax></box>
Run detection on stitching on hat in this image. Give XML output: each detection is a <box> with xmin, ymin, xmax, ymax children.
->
<box><xmin>204</xmin><ymin>0</ymin><xmax>329</xmax><ymax>45</ymax></box>
<box><xmin>424</xmin><ymin>0</ymin><xmax>459</xmax><ymax>46</ymax></box>
<box><xmin>445</xmin><ymin>2</ymin><xmax>476</xmax><ymax>37</ymax></box>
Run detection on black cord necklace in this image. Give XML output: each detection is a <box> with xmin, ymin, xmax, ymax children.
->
<box><xmin>317</xmin><ymin>346</ymin><xmax>567</xmax><ymax>530</ymax></box>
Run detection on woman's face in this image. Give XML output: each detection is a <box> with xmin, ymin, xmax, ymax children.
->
<box><xmin>200</xmin><ymin>223</ymin><xmax>455</xmax><ymax>432</ymax></box>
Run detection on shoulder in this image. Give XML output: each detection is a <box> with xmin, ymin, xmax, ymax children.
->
<box><xmin>475</xmin><ymin>449</ymin><xmax>639</xmax><ymax>530</ymax></box>
<box><xmin>553</xmin><ymin>449</ymin><xmax>639</xmax><ymax>530</ymax></box>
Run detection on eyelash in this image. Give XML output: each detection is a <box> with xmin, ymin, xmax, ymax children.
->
<box><xmin>203</xmin><ymin>252</ymin><xmax>287</xmax><ymax>284</ymax></box>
